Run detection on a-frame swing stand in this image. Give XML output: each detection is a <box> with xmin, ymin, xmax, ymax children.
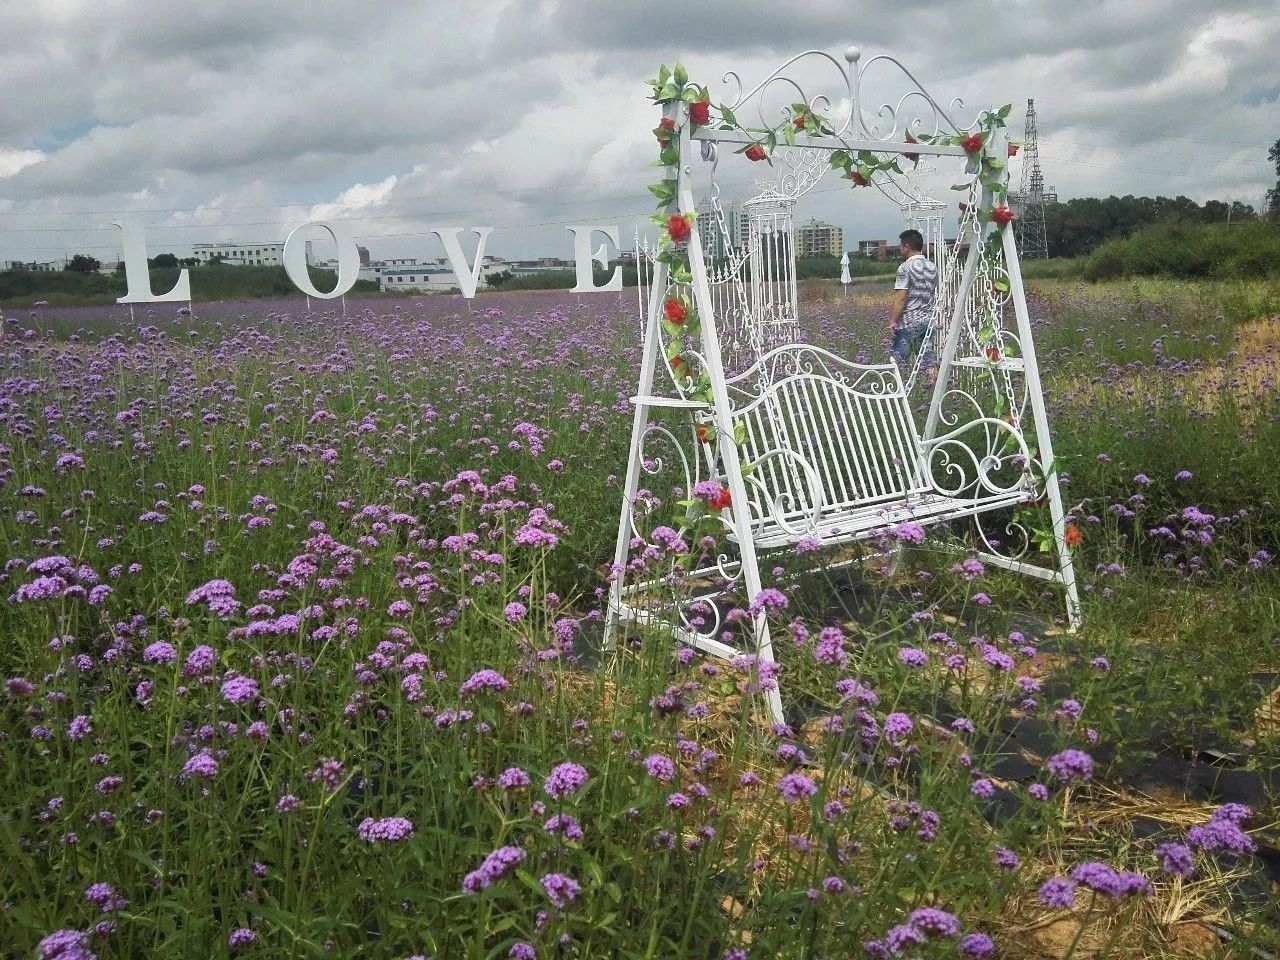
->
<box><xmin>604</xmin><ymin>46</ymin><xmax>1081</xmax><ymax>726</ymax></box>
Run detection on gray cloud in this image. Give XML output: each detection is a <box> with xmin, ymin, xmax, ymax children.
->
<box><xmin>1</xmin><ymin>0</ymin><xmax>1276</xmax><ymax>263</ymax></box>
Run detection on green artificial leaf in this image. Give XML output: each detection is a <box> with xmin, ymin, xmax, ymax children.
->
<box><xmin>733</xmin><ymin>420</ymin><xmax>747</xmax><ymax>445</ymax></box>
<box><xmin>830</xmin><ymin>149</ymin><xmax>849</xmax><ymax>167</ymax></box>
<box><xmin>985</xmin><ymin>157</ymin><xmax>1006</xmax><ymax>170</ymax></box>
<box><xmin>951</xmin><ymin>182</ymin><xmax>970</xmax><ymax>191</ymax></box>
<box><xmin>659</xmin><ymin>82</ymin><xmax>679</xmax><ymax>101</ymax></box>
<box><xmin>681</xmin><ymin>86</ymin><xmax>700</xmax><ymax>104</ymax></box>
<box><xmin>720</xmin><ymin>104</ymin><xmax>737</xmax><ymax>126</ymax></box>
<box><xmin>784</xmin><ymin>125</ymin><xmax>796</xmax><ymax>146</ymax></box>
<box><xmin>674</xmin><ymin>62</ymin><xmax>688</xmax><ymax>86</ymax></box>
<box><xmin>997</xmin><ymin>103</ymin><xmax>1012</xmax><ymax>119</ymax></box>
<box><xmin>658</xmin><ymin>65</ymin><xmax>671</xmax><ymax>85</ymax></box>
<box><xmin>648</xmin><ymin>180</ymin><xmax>676</xmax><ymax>201</ymax></box>
<box><xmin>993</xmin><ymin>277</ymin><xmax>1010</xmax><ymax>293</ymax></box>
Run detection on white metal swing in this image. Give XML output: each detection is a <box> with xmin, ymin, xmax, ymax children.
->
<box><xmin>607</xmin><ymin>46</ymin><xmax>1082</xmax><ymax>725</ymax></box>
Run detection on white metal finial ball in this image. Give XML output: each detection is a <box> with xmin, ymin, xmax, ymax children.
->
<box><xmin>844</xmin><ymin>45</ymin><xmax>861</xmax><ymax>64</ymax></box>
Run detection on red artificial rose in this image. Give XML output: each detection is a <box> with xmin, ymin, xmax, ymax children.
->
<box><xmin>901</xmin><ymin>134</ymin><xmax>920</xmax><ymax>163</ymax></box>
<box><xmin>1007</xmin><ymin>142</ymin><xmax>1020</xmax><ymax>157</ymax></box>
<box><xmin>689</xmin><ymin>101</ymin><xmax>710</xmax><ymax>126</ymax></box>
<box><xmin>985</xmin><ymin>344</ymin><xmax>1002</xmax><ymax>363</ymax></box>
<box><xmin>667</xmin><ymin>214</ymin><xmax>692</xmax><ymax>243</ymax></box>
<box><xmin>792</xmin><ymin>113</ymin><xmax>807</xmax><ymax>130</ymax></box>
<box><xmin>664</xmin><ymin>297</ymin><xmax>686</xmax><ymax>324</ymax></box>
<box><xmin>957</xmin><ymin>201</ymin><xmax>969</xmax><ymax>212</ymax></box>
<box><xmin>709</xmin><ymin>487</ymin><xmax>732</xmax><ymax>511</ymax></box>
<box><xmin>656</xmin><ymin>117</ymin><xmax>675</xmax><ymax>148</ymax></box>
<box><xmin>961</xmin><ymin>133</ymin><xmax>985</xmax><ymax>154</ymax></box>
<box><xmin>991</xmin><ymin>205</ymin><xmax>1014</xmax><ymax>226</ymax></box>
<box><xmin>696</xmin><ymin>424</ymin><xmax>711</xmax><ymax>444</ymax></box>
<box><xmin>849</xmin><ymin>170</ymin><xmax>868</xmax><ymax>187</ymax></box>
<box><xmin>1065</xmin><ymin>523</ymin><xmax>1084</xmax><ymax>548</ymax></box>
<box><xmin>745</xmin><ymin>143</ymin><xmax>767</xmax><ymax>162</ymax></box>
<box><xmin>670</xmin><ymin>355</ymin><xmax>686</xmax><ymax>374</ymax></box>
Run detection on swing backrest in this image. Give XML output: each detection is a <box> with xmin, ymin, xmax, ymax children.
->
<box><xmin>726</xmin><ymin>345</ymin><xmax>930</xmax><ymax>529</ymax></box>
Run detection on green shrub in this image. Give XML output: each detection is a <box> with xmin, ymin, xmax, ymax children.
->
<box><xmin>1081</xmin><ymin>220</ymin><xmax>1280</xmax><ymax>281</ymax></box>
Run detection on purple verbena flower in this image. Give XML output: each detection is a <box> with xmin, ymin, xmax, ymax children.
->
<box><xmin>1155</xmin><ymin>842</ymin><xmax>1194</xmax><ymax>877</ymax></box>
<box><xmin>142</xmin><ymin>641</ymin><xmax>177</xmax><ymax>664</ymax></box>
<box><xmin>462</xmin><ymin>845</ymin><xmax>526</xmax><ymax>892</ymax></box>
<box><xmin>357</xmin><ymin>816</ymin><xmax>414</xmax><ymax>843</ymax></box>
<box><xmin>540</xmin><ymin>872</ymin><xmax>581</xmax><ymax>909</ymax></box>
<box><xmin>38</xmin><ymin>929</ymin><xmax>96</xmax><ymax>960</ymax></box>
<box><xmin>459</xmin><ymin>668</ymin><xmax>510</xmax><ymax>696</ymax></box>
<box><xmin>777</xmin><ymin>772</ymin><xmax>817</xmax><ymax>802</ymax></box>
<box><xmin>643</xmin><ymin>754</ymin><xmax>676</xmax><ymax>782</ymax></box>
<box><xmin>544</xmin><ymin>762</ymin><xmax>588</xmax><ymax>799</ymax></box>
<box><xmin>183</xmin><ymin>750</ymin><xmax>219</xmax><ymax>779</ymax></box>
<box><xmin>1046</xmin><ymin>748</ymin><xmax>1093</xmax><ymax>783</ymax></box>
<box><xmin>1038</xmin><ymin>877</ymin><xmax>1076</xmax><ymax>909</ymax></box>
<box><xmin>228</xmin><ymin>928</ymin><xmax>257</xmax><ymax>947</ymax></box>
<box><xmin>958</xmin><ymin>932</ymin><xmax>995</xmax><ymax>957</ymax></box>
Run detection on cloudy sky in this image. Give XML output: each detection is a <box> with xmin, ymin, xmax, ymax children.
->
<box><xmin>1</xmin><ymin>0</ymin><xmax>1277</xmax><ymax>265</ymax></box>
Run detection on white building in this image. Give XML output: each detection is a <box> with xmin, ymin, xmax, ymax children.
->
<box><xmin>376</xmin><ymin>256</ymin><xmax>517</xmax><ymax>293</ymax></box>
<box><xmin>191</xmin><ymin>241</ymin><xmax>301</xmax><ymax>267</ymax></box>
<box><xmin>3</xmin><ymin>259</ymin><xmax>66</xmax><ymax>272</ymax></box>
<box><xmin>501</xmin><ymin>257</ymin><xmax>570</xmax><ymax>277</ymax></box>
<box><xmin>378</xmin><ymin>261</ymin><xmax>461</xmax><ymax>293</ymax></box>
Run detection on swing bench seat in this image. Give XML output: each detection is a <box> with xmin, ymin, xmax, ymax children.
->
<box><xmin>717</xmin><ymin>344</ymin><xmax>1036</xmax><ymax>552</ymax></box>
<box><xmin>742</xmin><ymin>489</ymin><xmax>1029</xmax><ymax>551</ymax></box>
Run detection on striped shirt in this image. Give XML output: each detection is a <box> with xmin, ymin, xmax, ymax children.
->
<box><xmin>894</xmin><ymin>253</ymin><xmax>937</xmax><ymax>329</ymax></box>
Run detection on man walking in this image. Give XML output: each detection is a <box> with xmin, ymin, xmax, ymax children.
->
<box><xmin>889</xmin><ymin>229</ymin><xmax>937</xmax><ymax>369</ymax></box>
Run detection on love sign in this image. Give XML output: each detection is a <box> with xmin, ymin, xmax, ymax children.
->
<box><xmin>111</xmin><ymin>220</ymin><xmax>624</xmax><ymax>305</ymax></box>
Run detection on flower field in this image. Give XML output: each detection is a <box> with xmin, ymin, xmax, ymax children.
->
<box><xmin>2</xmin><ymin>280</ymin><xmax>1278</xmax><ymax>959</ymax></box>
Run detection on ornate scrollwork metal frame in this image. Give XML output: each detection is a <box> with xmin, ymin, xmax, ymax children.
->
<box><xmin>713</xmin><ymin>46</ymin><xmax>980</xmax><ymax>144</ymax></box>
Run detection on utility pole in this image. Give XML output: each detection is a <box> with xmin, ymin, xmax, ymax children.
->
<box><xmin>1010</xmin><ymin>99</ymin><xmax>1053</xmax><ymax>259</ymax></box>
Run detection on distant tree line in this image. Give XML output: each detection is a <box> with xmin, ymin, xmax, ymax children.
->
<box><xmin>1044</xmin><ymin>195</ymin><xmax>1260</xmax><ymax>259</ymax></box>
<box><xmin>0</xmin><ymin>264</ymin><xmax>377</xmax><ymax>308</ymax></box>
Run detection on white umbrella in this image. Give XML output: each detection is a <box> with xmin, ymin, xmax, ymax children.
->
<box><xmin>839</xmin><ymin>250</ymin><xmax>851</xmax><ymax>288</ymax></box>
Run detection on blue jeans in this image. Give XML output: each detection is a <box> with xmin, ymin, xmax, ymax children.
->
<box><xmin>892</xmin><ymin>324</ymin><xmax>930</xmax><ymax>368</ymax></box>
